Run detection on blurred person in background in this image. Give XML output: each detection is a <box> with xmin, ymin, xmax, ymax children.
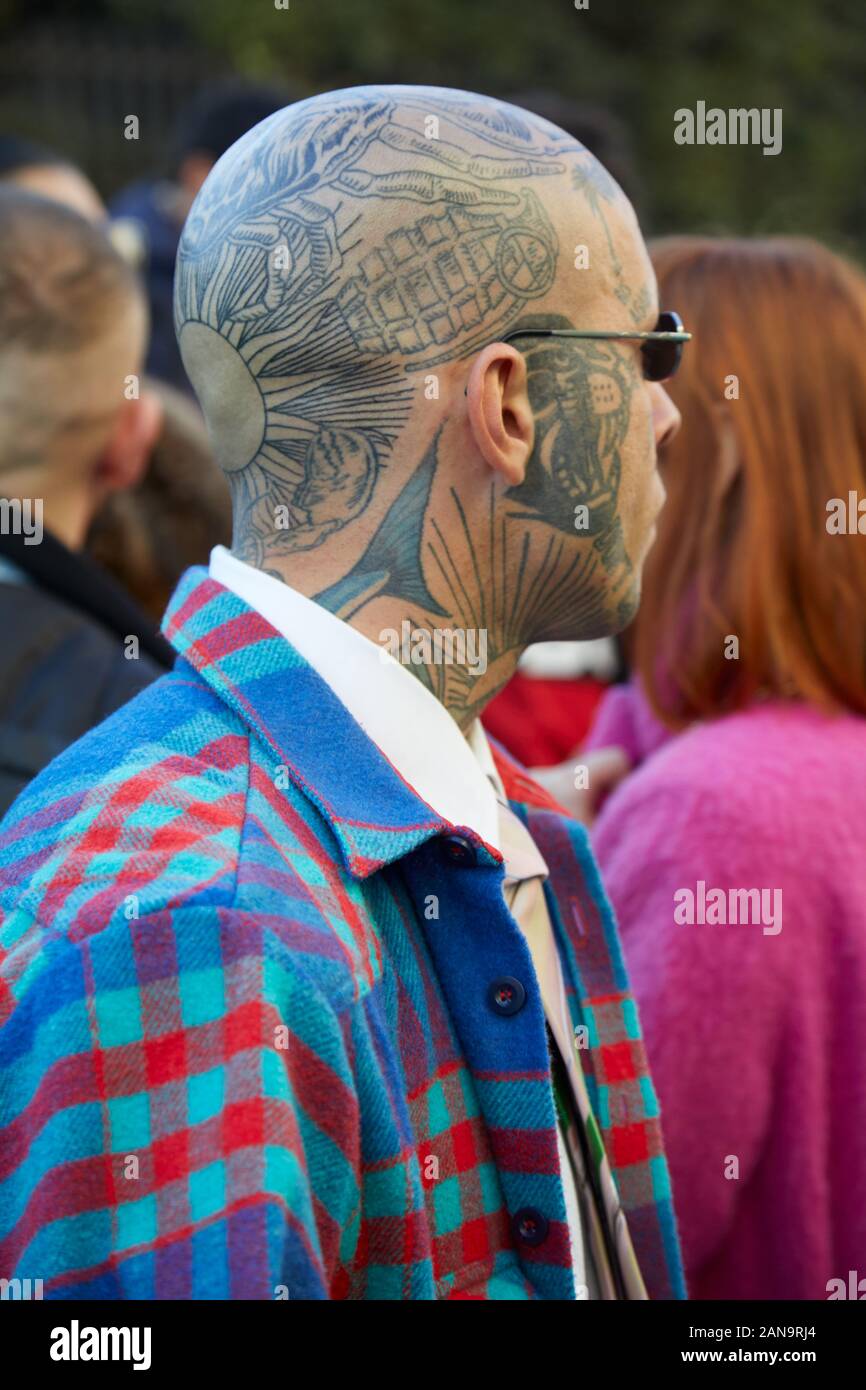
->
<box><xmin>110</xmin><ymin>80</ymin><xmax>292</xmax><ymax>391</ymax></box>
<box><xmin>86</xmin><ymin>377</ymin><xmax>231</xmax><ymax>623</ymax></box>
<box><xmin>578</xmin><ymin>237</ymin><xmax>866</xmax><ymax>1298</ymax></box>
<box><xmin>0</xmin><ymin>188</ymin><xmax>170</xmax><ymax>813</ymax></box>
<box><xmin>0</xmin><ymin>134</ymin><xmax>105</xmax><ymax>222</ymax></box>
<box><xmin>482</xmin><ymin>95</ymin><xmax>643</xmax><ymax>766</ymax></box>
<box><xmin>1</xmin><ymin>139</ymin><xmax>232</xmax><ymax>628</ymax></box>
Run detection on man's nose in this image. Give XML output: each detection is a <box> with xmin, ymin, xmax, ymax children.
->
<box><xmin>651</xmin><ymin>383</ymin><xmax>681</xmax><ymax>449</ymax></box>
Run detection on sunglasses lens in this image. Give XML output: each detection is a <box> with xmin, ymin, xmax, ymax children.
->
<box><xmin>642</xmin><ymin>341</ymin><xmax>679</xmax><ymax>381</ymax></box>
<box><xmin>642</xmin><ymin>311</ymin><xmax>684</xmax><ymax>382</ymax></box>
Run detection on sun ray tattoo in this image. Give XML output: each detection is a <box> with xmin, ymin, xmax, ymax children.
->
<box><xmin>175</xmin><ymin>92</ymin><xmax>569</xmax><ymax>566</ymax></box>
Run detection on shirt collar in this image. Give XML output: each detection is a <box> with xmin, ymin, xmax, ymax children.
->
<box><xmin>161</xmin><ymin>559</ymin><xmax>503</xmax><ymax>878</ymax></box>
<box><xmin>466</xmin><ymin>719</ymin><xmax>549</xmax><ymax>884</ymax></box>
<box><xmin>464</xmin><ymin>717</ymin><xmax>505</xmax><ymax>799</ymax></box>
<box><xmin>209</xmin><ymin>547</ymin><xmax>500</xmax><ymax>851</ymax></box>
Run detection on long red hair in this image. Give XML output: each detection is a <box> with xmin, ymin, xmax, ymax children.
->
<box><xmin>637</xmin><ymin>235</ymin><xmax>866</xmax><ymax>726</ymax></box>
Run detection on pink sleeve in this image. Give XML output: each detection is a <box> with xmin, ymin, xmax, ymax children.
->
<box><xmin>583</xmin><ymin>681</ymin><xmax>672</xmax><ymax>767</ymax></box>
<box><xmin>592</xmin><ymin>776</ymin><xmax>798</xmax><ymax>1278</ymax></box>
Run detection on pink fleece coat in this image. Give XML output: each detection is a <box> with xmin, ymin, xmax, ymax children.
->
<box><xmin>585</xmin><ymin>684</ymin><xmax>866</xmax><ymax>1300</ymax></box>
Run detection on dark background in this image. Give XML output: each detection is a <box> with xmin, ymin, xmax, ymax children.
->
<box><xmin>0</xmin><ymin>0</ymin><xmax>863</xmax><ymax>255</ymax></box>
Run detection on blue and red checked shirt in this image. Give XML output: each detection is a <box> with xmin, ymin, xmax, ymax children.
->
<box><xmin>0</xmin><ymin>568</ymin><xmax>685</xmax><ymax>1300</ymax></box>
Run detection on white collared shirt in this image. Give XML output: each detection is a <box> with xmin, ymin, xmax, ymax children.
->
<box><xmin>210</xmin><ymin>546</ymin><xmax>500</xmax><ymax>850</ymax></box>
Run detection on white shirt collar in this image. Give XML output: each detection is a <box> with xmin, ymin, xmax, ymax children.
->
<box><xmin>518</xmin><ymin>638</ymin><xmax>618</xmax><ymax>680</ymax></box>
<box><xmin>209</xmin><ymin>546</ymin><xmax>501</xmax><ymax>850</ymax></box>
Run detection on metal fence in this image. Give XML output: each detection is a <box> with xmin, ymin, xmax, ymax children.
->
<box><xmin>0</xmin><ymin>22</ymin><xmax>225</xmax><ymax>194</ymax></box>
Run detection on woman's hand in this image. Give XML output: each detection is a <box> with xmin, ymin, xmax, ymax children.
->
<box><xmin>530</xmin><ymin>745</ymin><xmax>632</xmax><ymax>826</ymax></box>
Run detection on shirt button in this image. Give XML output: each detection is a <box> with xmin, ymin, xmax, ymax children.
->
<box><xmin>440</xmin><ymin>835</ymin><xmax>477</xmax><ymax>867</ymax></box>
<box><xmin>487</xmin><ymin>976</ymin><xmax>526</xmax><ymax>1015</ymax></box>
<box><xmin>512</xmin><ymin>1207</ymin><xmax>549</xmax><ymax>1247</ymax></box>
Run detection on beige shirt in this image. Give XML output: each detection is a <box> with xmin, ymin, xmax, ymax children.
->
<box><xmin>465</xmin><ymin>723</ymin><xmax>596</xmax><ymax>1297</ymax></box>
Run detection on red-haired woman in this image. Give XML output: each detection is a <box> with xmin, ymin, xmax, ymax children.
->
<box><xmin>582</xmin><ymin>237</ymin><xmax>866</xmax><ymax>1299</ymax></box>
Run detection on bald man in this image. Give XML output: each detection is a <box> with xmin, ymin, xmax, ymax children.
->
<box><xmin>0</xmin><ymin>89</ymin><xmax>688</xmax><ymax>1301</ymax></box>
<box><xmin>0</xmin><ymin>189</ymin><xmax>168</xmax><ymax>812</ymax></box>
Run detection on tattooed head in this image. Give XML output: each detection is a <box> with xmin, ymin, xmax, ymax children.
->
<box><xmin>175</xmin><ymin>85</ymin><xmax>679</xmax><ymax>713</ymax></box>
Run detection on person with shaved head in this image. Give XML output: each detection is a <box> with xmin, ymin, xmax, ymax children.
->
<box><xmin>0</xmin><ymin>87</ymin><xmax>688</xmax><ymax>1301</ymax></box>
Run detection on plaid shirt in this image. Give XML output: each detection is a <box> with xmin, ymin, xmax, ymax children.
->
<box><xmin>0</xmin><ymin>568</ymin><xmax>685</xmax><ymax>1300</ymax></box>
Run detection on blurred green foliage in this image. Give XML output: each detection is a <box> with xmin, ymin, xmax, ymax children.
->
<box><xmin>2</xmin><ymin>0</ymin><xmax>865</xmax><ymax>256</ymax></box>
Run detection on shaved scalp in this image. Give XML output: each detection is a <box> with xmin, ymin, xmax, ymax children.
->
<box><xmin>176</xmin><ymin>86</ymin><xmax>657</xmax><ymax>719</ymax></box>
<box><xmin>0</xmin><ymin>188</ymin><xmax>144</xmax><ymax>471</ymax></box>
<box><xmin>175</xmin><ymin>87</ymin><xmax>628</xmax><ymax>556</ymax></box>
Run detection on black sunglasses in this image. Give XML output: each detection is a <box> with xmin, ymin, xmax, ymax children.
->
<box><xmin>499</xmin><ymin>311</ymin><xmax>692</xmax><ymax>382</ymax></box>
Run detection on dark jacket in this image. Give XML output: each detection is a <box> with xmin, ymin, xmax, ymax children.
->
<box><xmin>0</xmin><ymin>527</ymin><xmax>173</xmax><ymax>814</ymax></box>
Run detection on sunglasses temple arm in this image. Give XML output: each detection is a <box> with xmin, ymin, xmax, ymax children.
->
<box><xmin>501</xmin><ymin>330</ymin><xmax>691</xmax><ymax>344</ymax></box>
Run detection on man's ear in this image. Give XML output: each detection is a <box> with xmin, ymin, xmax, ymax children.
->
<box><xmin>465</xmin><ymin>343</ymin><xmax>534</xmax><ymax>486</ymax></box>
<box><xmin>95</xmin><ymin>389</ymin><xmax>164</xmax><ymax>495</ymax></box>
